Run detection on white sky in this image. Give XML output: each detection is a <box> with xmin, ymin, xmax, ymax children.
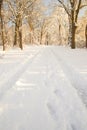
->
<box><xmin>43</xmin><ymin>0</ymin><xmax>51</xmax><ymax>5</ymax></box>
<box><xmin>43</xmin><ymin>0</ymin><xmax>86</xmax><ymax>17</ymax></box>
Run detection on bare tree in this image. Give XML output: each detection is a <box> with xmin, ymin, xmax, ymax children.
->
<box><xmin>25</xmin><ymin>0</ymin><xmax>46</xmax><ymax>45</ymax></box>
<box><xmin>0</xmin><ymin>0</ymin><xmax>3</xmax><ymax>16</ymax></box>
<box><xmin>5</xmin><ymin>0</ymin><xmax>37</xmax><ymax>49</ymax></box>
<box><xmin>57</xmin><ymin>0</ymin><xmax>87</xmax><ymax>48</ymax></box>
<box><xmin>0</xmin><ymin>0</ymin><xmax>6</xmax><ymax>50</ymax></box>
<box><xmin>85</xmin><ymin>24</ymin><xmax>87</xmax><ymax>48</ymax></box>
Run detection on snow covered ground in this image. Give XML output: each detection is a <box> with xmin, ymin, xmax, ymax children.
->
<box><xmin>0</xmin><ymin>45</ymin><xmax>87</xmax><ymax>130</ymax></box>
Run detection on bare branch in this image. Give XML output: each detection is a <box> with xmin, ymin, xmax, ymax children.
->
<box><xmin>57</xmin><ymin>0</ymin><xmax>71</xmax><ymax>17</ymax></box>
<box><xmin>75</xmin><ymin>0</ymin><xmax>81</xmax><ymax>22</ymax></box>
<box><xmin>80</xmin><ymin>4</ymin><xmax>87</xmax><ymax>9</ymax></box>
<box><xmin>6</xmin><ymin>0</ymin><xmax>16</xmax><ymax>17</ymax></box>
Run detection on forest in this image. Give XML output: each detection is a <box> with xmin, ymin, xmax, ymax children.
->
<box><xmin>0</xmin><ymin>0</ymin><xmax>87</xmax><ymax>50</ymax></box>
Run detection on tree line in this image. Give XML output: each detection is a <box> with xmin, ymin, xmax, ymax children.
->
<box><xmin>0</xmin><ymin>0</ymin><xmax>87</xmax><ymax>50</ymax></box>
<box><xmin>57</xmin><ymin>0</ymin><xmax>87</xmax><ymax>49</ymax></box>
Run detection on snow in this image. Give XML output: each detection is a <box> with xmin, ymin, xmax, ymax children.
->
<box><xmin>0</xmin><ymin>45</ymin><xmax>87</xmax><ymax>130</ymax></box>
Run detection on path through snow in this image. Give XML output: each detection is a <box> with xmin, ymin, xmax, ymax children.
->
<box><xmin>0</xmin><ymin>46</ymin><xmax>87</xmax><ymax>130</ymax></box>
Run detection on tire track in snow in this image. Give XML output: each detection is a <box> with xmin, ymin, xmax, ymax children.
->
<box><xmin>0</xmin><ymin>47</ymin><xmax>58</xmax><ymax>130</ymax></box>
<box><xmin>0</xmin><ymin>46</ymin><xmax>87</xmax><ymax>130</ymax></box>
<box><xmin>46</xmin><ymin>47</ymin><xmax>87</xmax><ymax>130</ymax></box>
<box><xmin>51</xmin><ymin>48</ymin><xmax>87</xmax><ymax>107</ymax></box>
<box><xmin>0</xmin><ymin>49</ymin><xmax>41</xmax><ymax>100</ymax></box>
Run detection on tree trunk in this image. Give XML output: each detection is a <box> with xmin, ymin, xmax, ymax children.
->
<box><xmin>70</xmin><ymin>6</ymin><xmax>76</xmax><ymax>49</ymax></box>
<box><xmin>40</xmin><ymin>31</ymin><xmax>43</xmax><ymax>45</ymax></box>
<box><xmin>0</xmin><ymin>0</ymin><xmax>2</xmax><ymax>17</ymax></box>
<box><xmin>29</xmin><ymin>33</ymin><xmax>32</xmax><ymax>44</ymax></box>
<box><xmin>14</xmin><ymin>22</ymin><xmax>18</xmax><ymax>46</ymax></box>
<box><xmin>1</xmin><ymin>13</ymin><xmax>5</xmax><ymax>50</ymax></box>
<box><xmin>14</xmin><ymin>14</ymin><xmax>23</xmax><ymax>49</ymax></box>
<box><xmin>71</xmin><ymin>22</ymin><xmax>76</xmax><ymax>49</ymax></box>
<box><xmin>28</xmin><ymin>18</ymin><xmax>34</xmax><ymax>44</ymax></box>
<box><xmin>46</xmin><ymin>32</ymin><xmax>49</xmax><ymax>45</ymax></box>
<box><xmin>19</xmin><ymin>16</ymin><xmax>23</xmax><ymax>50</ymax></box>
<box><xmin>0</xmin><ymin>0</ymin><xmax>5</xmax><ymax>51</ymax></box>
<box><xmin>30</xmin><ymin>33</ymin><xmax>33</xmax><ymax>44</ymax></box>
<box><xmin>68</xmin><ymin>16</ymin><xmax>72</xmax><ymax>46</ymax></box>
<box><xmin>59</xmin><ymin>24</ymin><xmax>62</xmax><ymax>45</ymax></box>
<box><xmin>68</xmin><ymin>19</ymin><xmax>76</xmax><ymax>49</ymax></box>
<box><xmin>19</xmin><ymin>27</ymin><xmax>23</xmax><ymax>50</ymax></box>
<box><xmin>85</xmin><ymin>25</ymin><xmax>87</xmax><ymax>48</ymax></box>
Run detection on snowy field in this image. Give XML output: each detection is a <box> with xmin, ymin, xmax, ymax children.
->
<box><xmin>0</xmin><ymin>45</ymin><xmax>87</xmax><ymax>130</ymax></box>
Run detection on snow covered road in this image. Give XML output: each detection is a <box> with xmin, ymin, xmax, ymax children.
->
<box><xmin>0</xmin><ymin>46</ymin><xmax>87</xmax><ymax>130</ymax></box>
